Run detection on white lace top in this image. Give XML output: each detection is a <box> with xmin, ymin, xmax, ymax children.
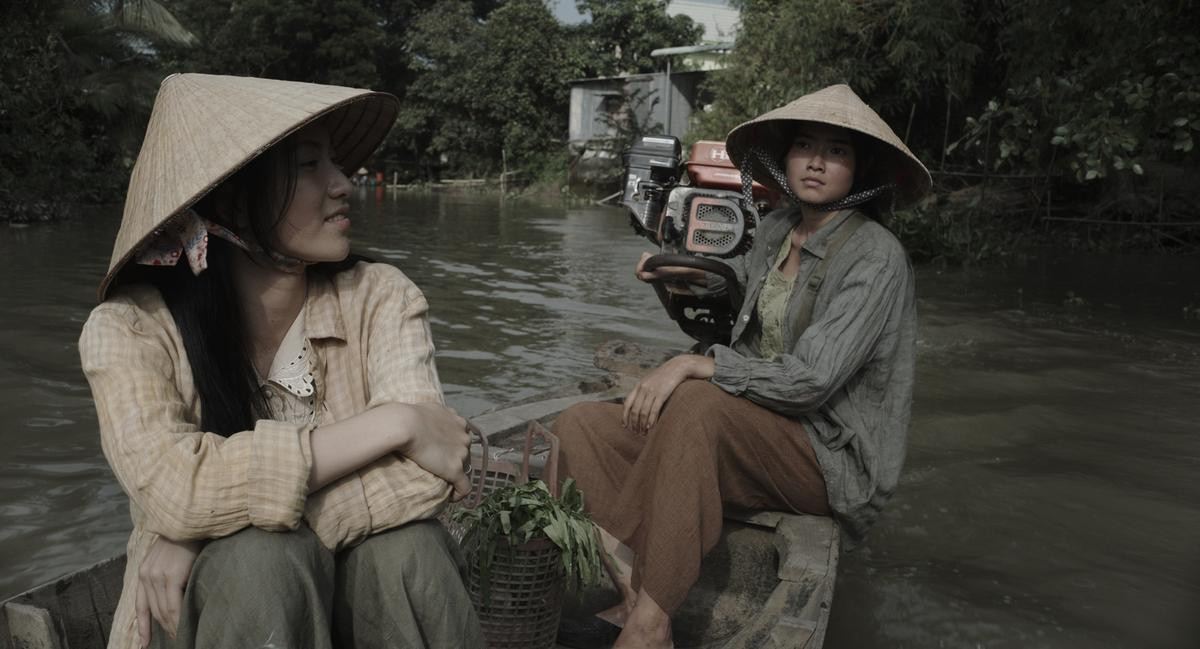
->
<box><xmin>258</xmin><ymin>310</ymin><xmax>319</xmax><ymax>425</ymax></box>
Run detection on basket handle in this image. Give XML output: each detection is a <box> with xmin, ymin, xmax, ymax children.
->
<box><xmin>522</xmin><ymin>420</ymin><xmax>561</xmax><ymax>498</ymax></box>
<box><xmin>466</xmin><ymin>420</ymin><xmax>489</xmax><ymax>508</ymax></box>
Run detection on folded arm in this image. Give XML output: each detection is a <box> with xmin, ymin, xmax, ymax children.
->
<box><xmin>304</xmin><ymin>265</ymin><xmax>466</xmax><ymax>551</ymax></box>
<box><xmin>80</xmin><ymin>303</ymin><xmax>312</xmax><ymax>542</ymax></box>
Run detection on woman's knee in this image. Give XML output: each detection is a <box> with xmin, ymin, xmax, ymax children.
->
<box><xmin>553</xmin><ymin>402</ymin><xmax>619</xmax><ymax>458</ymax></box>
<box><xmin>654</xmin><ymin>380</ymin><xmax>732</xmax><ymax>443</ymax></box>
<box><xmin>345</xmin><ymin>519</ymin><xmax>461</xmax><ymax>581</ymax></box>
<box><xmin>553</xmin><ymin>402</ymin><xmax>610</xmax><ymax>440</ymax></box>
<box><xmin>335</xmin><ymin>521</ymin><xmax>481</xmax><ymax>648</ymax></box>
<box><xmin>193</xmin><ymin>525</ymin><xmax>333</xmax><ymax>601</ymax></box>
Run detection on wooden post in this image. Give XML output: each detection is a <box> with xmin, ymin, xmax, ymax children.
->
<box><xmin>665</xmin><ymin>57</ymin><xmax>673</xmax><ymax>136</ymax></box>
<box><xmin>501</xmin><ymin>149</ymin><xmax>508</xmax><ymax>195</ymax></box>
<box><xmin>5</xmin><ymin>602</ymin><xmax>63</xmax><ymax>649</ymax></box>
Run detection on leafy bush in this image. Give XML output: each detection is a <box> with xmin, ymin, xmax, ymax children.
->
<box><xmin>691</xmin><ymin>0</ymin><xmax>1200</xmax><ymax>259</ymax></box>
<box><xmin>952</xmin><ymin>10</ymin><xmax>1200</xmax><ymax>184</ymax></box>
<box><xmin>1</xmin><ymin>0</ymin><xmax>191</xmax><ymax>219</ymax></box>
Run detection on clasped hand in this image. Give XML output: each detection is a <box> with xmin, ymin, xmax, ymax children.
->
<box><xmin>390</xmin><ymin>402</ymin><xmax>473</xmax><ymax>502</ymax></box>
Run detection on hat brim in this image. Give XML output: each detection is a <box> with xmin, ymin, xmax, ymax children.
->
<box><xmin>99</xmin><ymin>75</ymin><xmax>399</xmax><ymax>302</ymax></box>
<box><xmin>725</xmin><ymin>85</ymin><xmax>932</xmax><ymax>208</ymax></box>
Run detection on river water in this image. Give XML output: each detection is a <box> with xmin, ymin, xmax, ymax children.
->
<box><xmin>1</xmin><ymin>191</ymin><xmax>1197</xmax><ymax>648</ymax></box>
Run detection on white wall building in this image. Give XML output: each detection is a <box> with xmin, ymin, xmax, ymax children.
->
<box><xmin>567</xmin><ymin>0</ymin><xmax>740</xmax><ymax>146</ymax></box>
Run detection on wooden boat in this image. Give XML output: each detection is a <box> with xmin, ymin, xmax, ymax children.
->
<box><xmin>1</xmin><ymin>341</ymin><xmax>839</xmax><ymax>649</ymax></box>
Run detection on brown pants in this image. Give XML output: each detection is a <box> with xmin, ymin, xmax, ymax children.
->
<box><xmin>554</xmin><ymin>380</ymin><xmax>829</xmax><ymax>615</ymax></box>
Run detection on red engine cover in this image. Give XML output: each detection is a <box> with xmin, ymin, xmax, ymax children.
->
<box><xmin>685</xmin><ymin>140</ymin><xmax>779</xmax><ymax>204</ymax></box>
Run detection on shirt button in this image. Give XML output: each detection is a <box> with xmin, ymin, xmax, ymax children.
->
<box><xmin>742</xmin><ymin>314</ymin><xmax>750</xmax><ymax>322</ymax></box>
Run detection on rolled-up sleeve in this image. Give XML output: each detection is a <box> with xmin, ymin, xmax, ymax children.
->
<box><xmin>80</xmin><ymin>303</ymin><xmax>312</xmax><ymax>541</ymax></box>
<box><xmin>303</xmin><ymin>265</ymin><xmax>452</xmax><ymax>551</ymax></box>
<box><xmin>709</xmin><ymin>252</ymin><xmax>910</xmax><ymax>418</ymax></box>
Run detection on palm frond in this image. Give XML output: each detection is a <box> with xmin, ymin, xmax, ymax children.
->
<box><xmin>112</xmin><ymin>0</ymin><xmax>198</xmax><ymax>47</ymax></box>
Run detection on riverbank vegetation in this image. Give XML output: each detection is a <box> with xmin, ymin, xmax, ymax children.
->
<box><xmin>692</xmin><ymin>0</ymin><xmax>1200</xmax><ymax>261</ymax></box>
<box><xmin>3</xmin><ymin>0</ymin><xmax>1197</xmax><ymax>260</ymax></box>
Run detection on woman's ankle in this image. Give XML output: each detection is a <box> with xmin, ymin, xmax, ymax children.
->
<box><xmin>624</xmin><ymin>588</ymin><xmax>671</xmax><ymax>638</ymax></box>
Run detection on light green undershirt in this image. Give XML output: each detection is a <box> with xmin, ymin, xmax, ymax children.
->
<box><xmin>753</xmin><ymin>234</ymin><xmax>798</xmax><ymax>361</ymax></box>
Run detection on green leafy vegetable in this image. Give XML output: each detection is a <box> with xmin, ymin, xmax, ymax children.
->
<box><xmin>450</xmin><ymin>478</ymin><xmax>605</xmax><ymax>601</ymax></box>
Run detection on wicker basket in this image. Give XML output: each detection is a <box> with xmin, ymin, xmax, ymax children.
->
<box><xmin>464</xmin><ymin>535</ymin><xmax>564</xmax><ymax>649</ymax></box>
<box><xmin>453</xmin><ymin>421</ymin><xmax>564</xmax><ymax>649</ymax></box>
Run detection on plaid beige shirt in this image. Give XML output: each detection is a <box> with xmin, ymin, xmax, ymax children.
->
<box><xmin>79</xmin><ymin>262</ymin><xmax>452</xmax><ymax>649</ymax></box>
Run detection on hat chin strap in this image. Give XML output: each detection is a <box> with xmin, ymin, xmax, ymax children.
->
<box><xmin>741</xmin><ymin>146</ymin><xmax>894</xmax><ymax>212</ymax></box>
<box><xmin>135</xmin><ymin>209</ymin><xmax>308</xmax><ymax>277</ymax></box>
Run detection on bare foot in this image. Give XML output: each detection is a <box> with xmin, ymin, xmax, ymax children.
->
<box><xmin>612</xmin><ymin>588</ymin><xmax>673</xmax><ymax>649</ymax></box>
<box><xmin>595</xmin><ymin>525</ymin><xmax>637</xmax><ymax>627</ymax></box>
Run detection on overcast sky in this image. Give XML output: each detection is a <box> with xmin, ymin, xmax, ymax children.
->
<box><xmin>551</xmin><ymin>0</ymin><xmax>587</xmax><ymax>24</ymax></box>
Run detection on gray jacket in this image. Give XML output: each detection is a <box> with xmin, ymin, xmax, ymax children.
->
<box><xmin>706</xmin><ymin>207</ymin><xmax>916</xmax><ymax>543</ymax></box>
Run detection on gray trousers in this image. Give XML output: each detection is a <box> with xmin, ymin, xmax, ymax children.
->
<box><xmin>152</xmin><ymin>520</ymin><xmax>483</xmax><ymax>649</ymax></box>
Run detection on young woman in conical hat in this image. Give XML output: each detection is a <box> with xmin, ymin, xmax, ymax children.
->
<box><xmin>553</xmin><ymin>84</ymin><xmax>930</xmax><ymax>648</ymax></box>
<box><xmin>79</xmin><ymin>73</ymin><xmax>483</xmax><ymax>649</ymax></box>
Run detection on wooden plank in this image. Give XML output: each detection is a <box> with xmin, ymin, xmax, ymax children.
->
<box><xmin>4</xmin><ymin>603</ymin><xmax>61</xmax><ymax>649</ymax></box>
<box><xmin>774</xmin><ymin>515</ymin><xmax>838</xmax><ymax>582</ymax></box>
<box><xmin>725</xmin><ymin>508</ymin><xmax>785</xmax><ymax>529</ymax></box>
<box><xmin>472</xmin><ymin>391</ymin><xmax>621</xmax><ymax>441</ymax></box>
<box><xmin>701</xmin><ymin>513</ymin><xmax>839</xmax><ymax>649</ymax></box>
<box><xmin>1</xmin><ymin>556</ymin><xmax>126</xmax><ymax>649</ymax></box>
<box><xmin>774</xmin><ymin>515</ymin><xmax>840</xmax><ymax>648</ymax></box>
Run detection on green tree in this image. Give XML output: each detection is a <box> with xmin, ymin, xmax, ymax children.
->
<box><xmin>164</xmin><ymin>0</ymin><xmax>385</xmax><ymax>88</ymax></box>
<box><xmin>392</xmin><ymin>1</ymin><xmax>485</xmax><ymax>172</ymax></box>
<box><xmin>571</xmin><ymin>0</ymin><xmax>704</xmax><ymax>77</ymax></box>
<box><xmin>0</xmin><ymin>0</ymin><xmax>197</xmax><ymax>220</ymax></box>
<box><xmin>952</xmin><ymin>0</ymin><xmax>1200</xmax><ymax>184</ymax></box>
<box><xmin>693</xmin><ymin>0</ymin><xmax>1200</xmax><ymax>257</ymax></box>
<box><xmin>690</xmin><ymin>0</ymin><xmax>982</xmax><ymax>156</ymax></box>
<box><xmin>476</xmin><ymin>0</ymin><xmax>577</xmax><ymax>165</ymax></box>
<box><xmin>396</xmin><ymin>0</ymin><xmax>578</xmax><ymax>175</ymax></box>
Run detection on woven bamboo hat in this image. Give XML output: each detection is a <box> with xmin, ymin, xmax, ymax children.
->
<box><xmin>725</xmin><ymin>84</ymin><xmax>932</xmax><ymax>208</ymax></box>
<box><xmin>98</xmin><ymin>73</ymin><xmax>399</xmax><ymax>301</ymax></box>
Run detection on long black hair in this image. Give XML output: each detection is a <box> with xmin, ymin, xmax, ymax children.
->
<box><xmin>117</xmin><ymin>133</ymin><xmax>363</xmax><ymax>436</ymax></box>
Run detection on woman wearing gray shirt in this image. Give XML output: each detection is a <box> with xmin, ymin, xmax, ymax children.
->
<box><xmin>554</xmin><ymin>84</ymin><xmax>931</xmax><ymax>649</ymax></box>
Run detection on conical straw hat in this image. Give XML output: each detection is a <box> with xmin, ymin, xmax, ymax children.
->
<box><xmin>725</xmin><ymin>84</ymin><xmax>931</xmax><ymax>207</ymax></box>
<box><xmin>99</xmin><ymin>73</ymin><xmax>399</xmax><ymax>301</ymax></box>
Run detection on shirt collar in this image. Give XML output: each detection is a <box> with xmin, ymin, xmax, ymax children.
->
<box><xmin>303</xmin><ymin>271</ymin><xmax>347</xmax><ymax>342</ymax></box>
<box><xmin>793</xmin><ymin>209</ymin><xmax>856</xmax><ymax>260</ymax></box>
<box><xmin>260</xmin><ymin>310</ymin><xmax>315</xmax><ymax>398</ymax></box>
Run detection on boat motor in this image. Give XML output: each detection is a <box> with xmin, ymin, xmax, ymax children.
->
<box><xmin>620</xmin><ymin>136</ymin><xmax>777</xmax><ymax>345</ymax></box>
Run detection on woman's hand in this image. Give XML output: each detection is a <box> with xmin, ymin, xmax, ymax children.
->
<box><xmin>136</xmin><ymin>536</ymin><xmax>203</xmax><ymax>646</ymax></box>
<box><xmin>622</xmin><ymin>355</ymin><xmax>715</xmax><ymax>434</ymax></box>
<box><xmin>392</xmin><ymin>402</ymin><xmax>472</xmax><ymax>502</ymax></box>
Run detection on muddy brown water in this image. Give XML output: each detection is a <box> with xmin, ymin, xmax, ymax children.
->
<box><xmin>1</xmin><ymin>191</ymin><xmax>1197</xmax><ymax>648</ymax></box>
